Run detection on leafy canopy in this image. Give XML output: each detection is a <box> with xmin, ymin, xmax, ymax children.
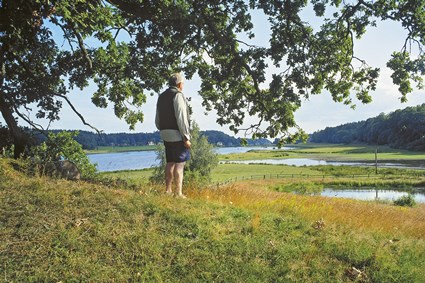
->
<box><xmin>1</xmin><ymin>0</ymin><xmax>424</xmax><ymax>148</ymax></box>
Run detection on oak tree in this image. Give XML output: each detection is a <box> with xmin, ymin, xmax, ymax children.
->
<box><xmin>1</xmin><ymin>0</ymin><xmax>424</xmax><ymax>157</ymax></box>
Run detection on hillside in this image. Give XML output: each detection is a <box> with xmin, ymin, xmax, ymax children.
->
<box><xmin>310</xmin><ymin>104</ymin><xmax>425</xmax><ymax>150</ymax></box>
<box><xmin>1</xmin><ymin>158</ymin><xmax>424</xmax><ymax>282</ymax></box>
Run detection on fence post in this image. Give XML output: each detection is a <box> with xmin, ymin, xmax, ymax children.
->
<box><xmin>375</xmin><ymin>148</ymin><xmax>378</xmax><ymax>175</ymax></box>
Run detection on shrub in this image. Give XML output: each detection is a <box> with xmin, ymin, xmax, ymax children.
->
<box><xmin>29</xmin><ymin>131</ymin><xmax>97</xmax><ymax>179</ymax></box>
<box><xmin>150</xmin><ymin>122</ymin><xmax>218</xmax><ymax>187</ymax></box>
<box><xmin>393</xmin><ymin>194</ymin><xmax>416</xmax><ymax>207</ymax></box>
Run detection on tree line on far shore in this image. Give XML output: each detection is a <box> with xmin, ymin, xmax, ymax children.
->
<box><xmin>29</xmin><ymin>129</ymin><xmax>273</xmax><ymax>150</ymax></box>
<box><xmin>1</xmin><ymin>104</ymin><xmax>423</xmax><ymax>152</ymax></box>
<box><xmin>310</xmin><ymin>104</ymin><xmax>425</xmax><ymax>151</ymax></box>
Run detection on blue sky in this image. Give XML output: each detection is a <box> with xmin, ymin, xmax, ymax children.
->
<box><xmin>3</xmin><ymin>7</ymin><xmax>424</xmax><ymax>137</ymax></box>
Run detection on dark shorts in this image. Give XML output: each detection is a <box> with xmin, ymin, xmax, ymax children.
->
<box><xmin>164</xmin><ymin>141</ymin><xmax>190</xmax><ymax>163</ymax></box>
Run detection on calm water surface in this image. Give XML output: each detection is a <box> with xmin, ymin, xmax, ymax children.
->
<box><xmin>88</xmin><ymin>150</ymin><xmax>158</xmax><ymax>172</ymax></box>
<box><xmin>88</xmin><ymin>146</ymin><xmax>425</xmax><ymax>172</ymax></box>
<box><xmin>87</xmin><ymin>147</ymin><xmax>425</xmax><ymax>203</ymax></box>
<box><xmin>321</xmin><ymin>188</ymin><xmax>425</xmax><ymax>203</ymax></box>
<box><xmin>88</xmin><ymin>146</ymin><xmax>289</xmax><ymax>172</ymax></box>
<box><xmin>221</xmin><ymin>159</ymin><xmax>425</xmax><ymax>169</ymax></box>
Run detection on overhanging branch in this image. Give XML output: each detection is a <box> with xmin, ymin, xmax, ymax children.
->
<box><xmin>56</xmin><ymin>94</ymin><xmax>101</xmax><ymax>133</ymax></box>
<box><xmin>13</xmin><ymin>106</ymin><xmax>46</xmax><ymax>132</ymax></box>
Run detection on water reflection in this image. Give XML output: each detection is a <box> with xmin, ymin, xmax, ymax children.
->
<box><xmin>320</xmin><ymin>188</ymin><xmax>425</xmax><ymax>203</ymax></box>
<box><xmin>221</xmin><ymin>159</ymin><xmax>425</xmax><ymax>170</ymax></box>
<box><xmin>88</xmin><ymin>151</ymin><xmax>157</xmax><ymax>172</ymax></box>
<box><xmin>221</xmin><ymin>158</ymin><xmax>328</xmax><ymax>166</ymax></box>
<box><xmin>88</xmin><ymin>146</ymin><xmax>424</xmax><ymax>172</ymax></box>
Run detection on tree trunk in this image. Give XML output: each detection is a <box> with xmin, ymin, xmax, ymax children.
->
<box><xmin>0</xmin><ymin>38</ymin><xmax>27</xmax><ymax>158</ymax></box>
<box><xmin>0</xmin><ymin>94</ymin><xmax>27</xmax><ymax>158</ymax></box>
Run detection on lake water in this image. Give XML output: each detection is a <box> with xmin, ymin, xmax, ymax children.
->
<box><xmin>87</xmin><ymin>146</ymin><xmax>425</xmax><ymax>172</ymax></box>
<box><xmin>87</xmin><ymin>146</ymin><xmax>290</xmax><ymax>172</ymax></box>
<box><xmin>87</xmin><ymin>147</ymin><xmax>425</xmax><ymax>203</ymax></box>
<box><xmin>88</xmin><ymin>150</ymin><xmax>158</xmax><ymax>172</ymax></box>
<box><xmin>221</xmin><ymin>159</ymin><xmax>425</xmax><ymax>169</ymax></box>
<box><xmin>320</xmin><ymin>188</ymin><xmax>425</xmax><ymax>203</ymax></box>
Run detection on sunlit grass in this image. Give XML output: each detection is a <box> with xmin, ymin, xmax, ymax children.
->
<box><xmin>101</xmin><ymin>163</ymin><xmax>425</xmax><ymax>189</ymax></box>
<box><xmin>189</xmin><ymin>181</ymin><xmax>425</xmax><ymax>239</ymax></box>
<box><xmin>100</xmin><ymin>168</ymin><xmax>153</xmax><ymax>185</ymax></box>
<box><xmin>1</xmin><ymin>158</ymin><xmax>424</xmax><ymax>282</ymax></box>
<box><xmin>211</xmin><ymin>163</ymin><xmax>318</xmax><ymax>182</ymax></box>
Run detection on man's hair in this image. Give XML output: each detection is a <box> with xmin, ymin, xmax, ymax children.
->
<box><xmin>168</xmin><ymin>73</ymin><xmax>184</xmax><ymax>87</ymax></box>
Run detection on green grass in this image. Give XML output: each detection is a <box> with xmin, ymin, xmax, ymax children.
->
<box><xmin>3</xmin><ymin>158</ymin><xmax>425</xmax><ymax>282</ymax></box>
<box><xmin>100</xmin><ymin>168</ymin><xmax>153</xmax><ymax>185</ymax></box>
<box><xmin>211</xmin><ymin>163</ymin><xmax>319</xmax><ymax>182</ymax></box>
<box><xmin>101</xmin><ymin>163</ymin><xmax>425</xmax><ymax>190</ymax></box>
<box><xmin>1</xmin><ymin>157</ymin><xmax>424</xmax><ymax>282</ymax></box>
<box><xmin>220</xmin><ymin>143</ymin><xmax>425</xmax><ymax>161</ymax></box>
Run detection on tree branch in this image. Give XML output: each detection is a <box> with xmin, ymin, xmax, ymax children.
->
<box><xmin>69</xmin><ymin>24</ymin><xmax>93</xmax><ymax>71</ymax></box>
<box><xmin>56</xmin><ymin>94</ymin><xmax>102</xmax><ymax>133</ymax></box>
<box><xmin>13</xmin><ymin>106</ymin><xmax>46</xmax><ymax>132</ymax></box>
<box><xmin>50</xmin><ymin>17</ymin><xmax>76</xmax><ymax>52</ymax></box>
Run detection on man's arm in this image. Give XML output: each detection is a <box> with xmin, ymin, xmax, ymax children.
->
<box><xmin>155</xmin><ymin>107</ymin><xmax>160</xmax><ymax>130</ymax></box>
<box><xmin>173</xmin><ymin>92</ymin><xmax>191</xmax><ymax>144</ymax></box>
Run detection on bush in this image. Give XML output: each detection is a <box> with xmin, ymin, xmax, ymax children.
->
<box><xmin>393</xmin><ymin>193</ymin><xmax>416</xmax><ymax>207</ymax></box>
<box><xmin>29</xmin><ymin>131</ymin><xmax>97</xmax><ymax>179</ymax></box>
<box><xmin>150</xmin><ymin>122</ymin><xmax>218</xmax><ymax>187</ymax></box>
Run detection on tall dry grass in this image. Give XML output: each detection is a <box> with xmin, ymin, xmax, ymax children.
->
<box><xmin>188</xmin><ymin>181</ymin><xmax>425</xmax><ymax>239</ymax></box>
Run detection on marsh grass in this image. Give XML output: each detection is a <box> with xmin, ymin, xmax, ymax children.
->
<box><xmin>2</xmin><ymin>158</ymin><xmax>424</xmax><ymax>282</ymax></box>
<box><xmin>189</xmin><ymin>182</ymin><xmax>425</xmax><ymax>238</ymax></box>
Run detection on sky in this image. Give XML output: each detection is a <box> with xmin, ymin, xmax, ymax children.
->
<box><xmin>3</xmin><ymin>6</ymin><xmax>424</xmax><ymax>137</ymax></box>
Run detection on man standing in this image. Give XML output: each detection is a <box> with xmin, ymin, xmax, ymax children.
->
<box><xmin>155</xmin><ymin>73</ymin><xmax>191</xmax><ymax>198</ymax></box>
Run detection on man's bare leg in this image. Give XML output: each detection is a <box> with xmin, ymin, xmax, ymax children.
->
<box><xmin>165</xmin><ymin>162</ymin><xmax>175</xmax><ymax>195</ymax></box>
<box><xmin>174</xmin><ymin>162</ymin><xmax>186</xmax><ymax>198</ymax></box>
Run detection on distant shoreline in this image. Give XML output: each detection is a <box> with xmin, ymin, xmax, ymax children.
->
<box><xmin>85</xmin><ymin>145</ymin><xmax>158</xmax><ymax>154</ymax></box>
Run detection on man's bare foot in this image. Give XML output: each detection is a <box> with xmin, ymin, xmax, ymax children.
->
<box><xmin>166</xmin><ymin>190</ymin><xmax>173</xmax><ymax>196</ymax></box>
<box><xmin>176</xmin><ymin>194</ymin><xmax>187</xmax><ymax>199</ymax></box>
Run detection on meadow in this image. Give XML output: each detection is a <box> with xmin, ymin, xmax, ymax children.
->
<box><xmin>1</xmin><ymin>144</ymin><xmax>425</xmax><ymax>281</ymax></box>
<box><xmin>220</xmin><ymin>143</ymin><xmax>425</xmax><ymax>161</ymax></box>
<box><xmin>101</xmin><ymin>143</ymin><xmax>425</xmax><ymax>185</ymax></box>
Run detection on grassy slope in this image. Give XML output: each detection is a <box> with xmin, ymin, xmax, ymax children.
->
<box><xmin>1</xmin><ymin>158</ymin><xmax>424</xmax><ymax>282</ymax></box>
